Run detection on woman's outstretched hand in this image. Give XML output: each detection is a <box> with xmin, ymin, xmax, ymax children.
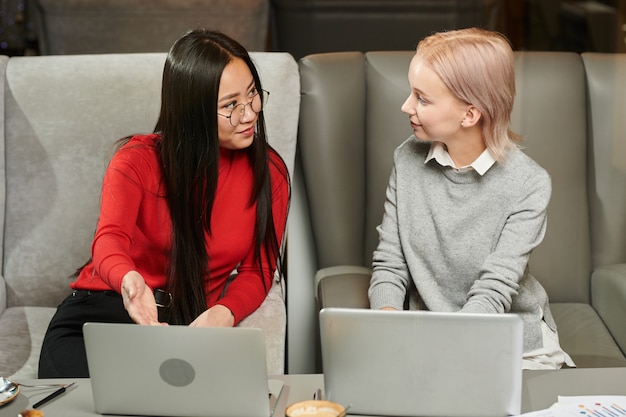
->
<box><xmin>189</xmin><ymin>304</ymin><xmax>235</xmax><ymax>328</ymax></box>
<box><xmin>121</xmin><ymin>271</ymin><xmax>164</xmax><ymax>326</ymax></box>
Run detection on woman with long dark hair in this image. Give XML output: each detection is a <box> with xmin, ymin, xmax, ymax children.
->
<box><xmin>38</xmin><ymin>29</ymin><xmax>290</xmax><ymax>378</ymax></box>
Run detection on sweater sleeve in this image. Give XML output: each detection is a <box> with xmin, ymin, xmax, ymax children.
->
<box><xmin>91</xmin><ymin>147</ymin><xmax>148</xmax><ymax>292</ymax></box>
<box><xmin>369</xmin><ymin>151</ymin><xmax>412</xmax><ymax>310</ymax></box>
<box><xmin>461</xmin><ymin>168</ymin><xmax>552</xmax><ymax>314</ymax></box>
<box><xmin>216</xmin><ymin>152</ymin><xmax>290</xmax><ymax>324</ymax></box>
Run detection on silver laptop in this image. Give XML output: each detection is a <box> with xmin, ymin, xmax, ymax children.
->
<box><xmin>83</xmin><ymin>322</ymin><xmax>283</xmax><ymax>417</ymax></box>
<box><xmin>319</xmin><ymin>308</ymin><xmax>523</xmax><ymax>417</ymax></box>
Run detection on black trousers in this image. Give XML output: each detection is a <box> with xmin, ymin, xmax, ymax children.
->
<box><xmin>38</xmin><ymin>290</ymin><xmax>134</xmax><ymax>378</ymax></box>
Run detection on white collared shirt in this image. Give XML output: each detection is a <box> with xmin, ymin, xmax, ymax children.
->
<box><xmin>425</xmin><ymin>141</ymin><xmax>496</xmax><ymax>176</ymax></box>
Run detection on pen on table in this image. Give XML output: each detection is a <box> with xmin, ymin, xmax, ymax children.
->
<box><xmin>32</xmin><ymin>382</ymin><xmax>75</xmax><ymax>409</ymax></box>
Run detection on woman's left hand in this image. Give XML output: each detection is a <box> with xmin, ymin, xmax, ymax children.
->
<box><xmin>189</xmin><ymin>304</ymin><xmax>235</xmax><ymax>327</ymax></box>
<box><xmin>121</xmin><ymin>270</ymin><xmax>163</xmax><ymax>326</ymax></box>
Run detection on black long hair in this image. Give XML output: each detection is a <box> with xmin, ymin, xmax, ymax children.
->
<box><xmin>154</xmin><ymin>29</ymin><xmax>288</xmax><ymax>324</ymax></box>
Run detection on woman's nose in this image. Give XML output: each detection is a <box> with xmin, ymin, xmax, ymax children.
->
<box><xmin>401</xmin><ymin>96</ymin><xmax>415</xmax><ymax>115</ymax></box>
<box><xmin>240</xmin><ymin>102</ymin><xmax>257</xmax><ymax>124</ymax></box>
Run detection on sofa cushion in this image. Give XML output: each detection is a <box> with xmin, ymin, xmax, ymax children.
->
<box><xmin>0</xmin><ymin>306</ymin><xmax>56</xmax><ymax>378</ymax></box>
<box><xmin>238</xmin><ymin>279</ymin><xmax>287</xmax><ymax>375</ymax></box>
<box><xmin>3</xmin><ymin>281</ymin><xmax>286</xmax><ymax>379</ymax></box>
<box><xmin>551</xmin><ymin>303</ymin><xmax>626</xmax><ymax>367</ymax></box>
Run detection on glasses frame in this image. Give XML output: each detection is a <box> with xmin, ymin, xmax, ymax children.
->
<box><xmin>217</xmin><ymin>89</ymin><xmax>270</xmax><ymax>127</ymax></box>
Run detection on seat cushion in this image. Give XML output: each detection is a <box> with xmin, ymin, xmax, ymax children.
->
<box><xmin>0</xmin><ymin>306</ymin><xmax>56</xmax><ymax>379</ymax></box>
<box><xmin>551</xmin><ymin>302</ymin><xmax>626</xmax><ymax>367</ymax></box>
<box><xmin>0</xmin><ymin>281</ymin><xmax>285</xmax><ymax>379</ymax></box>
<box><xmin>238</xmin><ymin>279</ymin><xmax>287</xmax><ymax>375</ymax></box>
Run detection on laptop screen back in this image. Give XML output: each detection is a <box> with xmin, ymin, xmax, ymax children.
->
<box><xmin>319</xmin><ymin>308</ymin><xmax>523</xmax><ymax>417</ymax></box>
<box><xmin>84</xmin><ymin>323</ymin><xmax>278</xmax><ymax>417</ymax></box>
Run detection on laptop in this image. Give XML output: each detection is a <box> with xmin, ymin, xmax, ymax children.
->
<box><xmin>83</xmin><ymin>322</ymin><xmax>283</xmax><ymax>417</ymax></box>
<box><xmin>319</xmin><ymin>308</ymin><xmax>523</xmax><ymax>417</ymax></box>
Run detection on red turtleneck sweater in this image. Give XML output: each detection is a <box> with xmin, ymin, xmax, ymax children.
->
<box><xmin>71</xmin><ymin>134</ymin><xmax>289</xmax><ymax>324</ymax></box>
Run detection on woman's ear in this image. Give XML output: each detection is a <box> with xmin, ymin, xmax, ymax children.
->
<box><xmin>461</xmin><ymin>105</ymin><xmax>482</xmax><ymax>127</ymax></box>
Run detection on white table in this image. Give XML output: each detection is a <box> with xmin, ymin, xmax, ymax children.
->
<box><xmin>1</xmin><ymin>368</ymin><xmax>625</xmax><ymax>416</ymax></box>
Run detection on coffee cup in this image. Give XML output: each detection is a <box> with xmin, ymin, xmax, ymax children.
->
<box><xmin>285</xmin><ymin>400</ymin><xmax>345</xmax><ymax>417</ymax></box>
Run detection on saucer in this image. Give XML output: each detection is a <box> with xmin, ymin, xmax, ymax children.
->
<box><xmin>0</xmin><ymin>382</ymin><xmax>20</xmax><ymax>406</ymax></box>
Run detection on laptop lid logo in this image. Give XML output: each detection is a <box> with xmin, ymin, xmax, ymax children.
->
<box><xmin>159</xmin><ymin>358</ymin><xmax>196</xmax><ymax>387</ymax></box>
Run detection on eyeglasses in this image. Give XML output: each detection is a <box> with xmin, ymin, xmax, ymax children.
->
<box><xmin>217</xmin><ymin>89</ymin><xmax>270</xmax><ymax>127</ymax></box>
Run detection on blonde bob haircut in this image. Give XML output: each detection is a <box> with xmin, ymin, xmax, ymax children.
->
<box><xmin>415</xmin><ymin>27</ymin><xmax>521</xmax><ymax>161</ymax></box>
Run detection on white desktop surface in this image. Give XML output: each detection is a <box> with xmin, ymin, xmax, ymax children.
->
<box><xmin>0</xmin><ymin>369</ymin><xmax>625</xmax><ymax>417</ymax></box>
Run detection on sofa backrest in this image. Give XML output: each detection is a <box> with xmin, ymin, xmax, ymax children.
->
<box><xmin>298</xmin><ymin>51</ymin><xmax>413</xmax><ymax>272</ymax></box>
<box><xmin>511</xmin><ymin>52</ymin><xmax>591</xmax><ymax>303</ymax></box>
<box><xmin>583</xmin><ymin>53</ymin><xmax>626</xmax><ymax>269</ymax></box>
<box><xmin>298</xmin><ymin>51</ymin><xmax>592</xmax><ymax>304</ymax></box>
<box><xmin>0</xmin><ymin>52</ymin><xmax>299</xmax><ymax>309</ymax></box>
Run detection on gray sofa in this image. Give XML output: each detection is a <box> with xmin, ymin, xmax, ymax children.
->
<box><xmin>1</xmin><ymin>48</ymin><xmax>626</xmax><ymax>378</ymax></box>
<box><xmin>286</xmin><ymin>51</ymin><xmax>626</xmax><ymax>372</ymax></box>
<box><xmin>0</xmin><ymin>51</ymin><xmax>299</xmax><ymax>379</ymax></box>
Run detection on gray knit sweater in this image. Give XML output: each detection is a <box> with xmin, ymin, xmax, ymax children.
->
<box><xmin>369</xmin><ymin>137</ymin><xmax>556</xmax><ymax>352</ymax></box>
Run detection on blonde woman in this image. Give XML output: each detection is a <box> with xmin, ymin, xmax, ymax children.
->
<box><xmin>368</xmin><ymin>28</ymin><xmax>574</xmax><ymax>370</ymax></box>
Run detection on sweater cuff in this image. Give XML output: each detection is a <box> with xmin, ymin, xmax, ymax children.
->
<box><xmin>104</xmin><ymin>264</ymin><xmax>134</xmax><ymax>293</ymax></box>
<box><xmin>217</xmin><ymin>301</ymin><xmax>242</xmax><ymax>326</ymax></box>
<box><xmin>460</xmin><ymin>301</ymin><xmax>491</xmax><ymax>314</ymax></box>
<box><xmin>368</xmin><ymin>287</ymin><xmax>405</xmax><ymax>310</ymax></box>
